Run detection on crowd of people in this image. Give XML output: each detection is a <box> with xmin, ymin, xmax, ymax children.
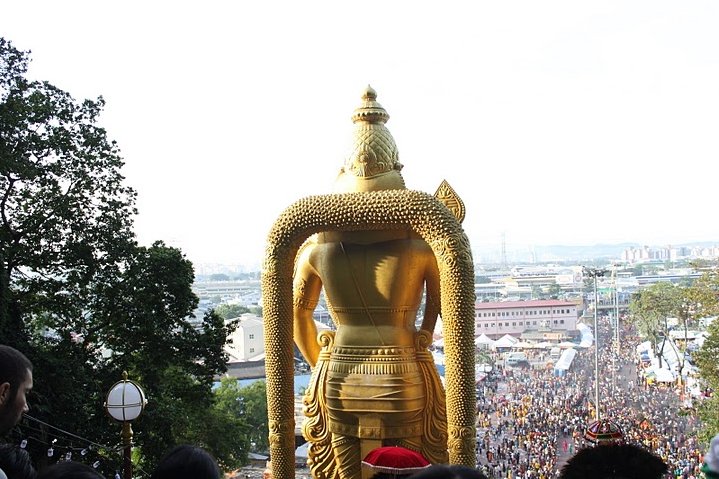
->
<box><xmin>0</xmin><ymin>319</ymin><xmax>715</xmax><ymax>479</ymax></box>
<box><xmin>473</xmin><ymin>317</ymin><xmax>705</xmax><ymax>478</ymax></box>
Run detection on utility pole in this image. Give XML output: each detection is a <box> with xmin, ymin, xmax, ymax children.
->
<box><xmin>614</xmin><ymin>279</ymin><xmax>620</xmax><ymax>354</ymax></box>
<box><xmin>614</xmin><ymin>269</ymin><xmax>620</xmax><ymax>355</ymax></box>
<box><xmin>584</xmin><ymin>266</ymin><xmax>607</xmax><ymax>421</ymax></box>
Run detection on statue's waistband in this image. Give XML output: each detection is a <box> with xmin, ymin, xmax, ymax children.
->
<box><xmin>329</xmin><ymin>305</ymin><xmax>416</xmax><ymax>314</ymax></box>
<box><xmin>331</xmin><ymin>345</ymin><xmax>417</xmax><ymax>358</ymax></box>
<box><xmin>329</xmin><ymin>345</ymin><xmax>419</xmax><ymax>374</ymax></box>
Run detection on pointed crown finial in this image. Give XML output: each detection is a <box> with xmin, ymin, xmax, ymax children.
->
<box><xmin>351</xmin><ymin>85</ymin><xmax>390</xmax><ymax>124</ymax></box>
<box><xmin>342</xmin><ymin>86</ymin><xmax>402</xmax><ymax>180</ymax></box>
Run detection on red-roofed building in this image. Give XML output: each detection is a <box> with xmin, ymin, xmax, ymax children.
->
<box><xmin>475</xmin><ymin>299</ymin><xmax>578</xmax><ymax>339</ymax></box>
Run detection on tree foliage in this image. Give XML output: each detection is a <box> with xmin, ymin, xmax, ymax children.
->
<box><xmin>94</xmin><ymin>242</ymin><xmax>238</xmax><ymax>470</ymax></box>
<box><xmin>237</xmin><ymin>380</ymin><xmax>269</xmax><ymax>453</ymax></box>
<box><xmin>212</xmin><ymin>377</ymin><xmax>269</xmax><ymax>455</ymax></box>
<box><xmin>628</xmin><ymin>266</ymin><xmax>719</xmax><ymax>442</ymax></box>
<box><xmin>214</xmin><ymin>303</ymin><xmax>251</xmax><ymax>320</ymax></box>
<box><xmin>214</xmin><ymin>302</ymin><xmax>262</xmax><ymax>320</ymax></box>
<box><xmin>0</xmin><ymin>38</ymin><xmax>137</xmax><ymax>346</ymax></box>
<box><xmin>0</xmin><ymin>37</ymin><xmax>239</xmax><ymax>474</ymax></box>
<box><xmin>629</xmin><ymin>282</ymin><xmax>680</xmax><ymax>350</ymax></box>
<box><xmin>695</xmin><ymin>315</ymin><xmax>719</xmax><ymax>443</ymax></box>
<box><xmin>692</xmin><ymin>267</ymin><xmax>719</xmax><ymax>442</ymax></box>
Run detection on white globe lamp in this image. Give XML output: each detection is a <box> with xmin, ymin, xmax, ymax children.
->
<box><xmin>104</xmin><ymin>372</ymin><xmax>147</xmax><ymax>479</ymax></box>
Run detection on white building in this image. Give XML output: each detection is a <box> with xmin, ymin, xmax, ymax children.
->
<box><xmin>225</xmin><ymin>313</ymin><xmax>333</xmax><ymax>363</ymax></box>
<box><xmin>475</xmin><ymin>299</ymin><xmax>578</xmax><ymax>339</ymax></box>
<box><xmin>226</xmin><ymin>313</ymin><xmax>265</xmax><ymax>362</ymax></box>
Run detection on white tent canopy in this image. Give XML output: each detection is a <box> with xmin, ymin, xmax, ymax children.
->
<box><xmin>475</xmin><ymin>333</ymin><xmax>494</xmax><ymax>346</ymax></box>
<box><xmin>492</xmin><ymin>334</ymin><xmax>518</xmax><ymax>349</ymax></box>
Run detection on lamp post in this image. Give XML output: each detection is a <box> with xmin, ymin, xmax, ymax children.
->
<box><xmin>611</xmin><ymin>265</ymin><xmax>619</xmax><ymax>392</ymax></box>
<box><xmin>105</xmin><ymin>372</ymin><xmax>147</xmax><ymax>479</ymax></box>
<box><xmin>584</xmin><ymin>267</ymin><xmax>606</xmax><ymax>421</ymax></box>
<box><xmin>613</xmin><ymin>264</ymin><xmax>620</xmax><ymax>355</ymax></box>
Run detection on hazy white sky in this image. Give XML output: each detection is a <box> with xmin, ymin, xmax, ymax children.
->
<box><xmin>2</xmin><ymin>1</ymin><xmax>718</xmax><ymax>266</ymax></box>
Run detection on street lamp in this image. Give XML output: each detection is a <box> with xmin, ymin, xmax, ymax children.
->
<box><xmin>612</xmin><ymin>264</ymin><xmax>620</xmax><ymax>355</ymax></box>
<box><xmin>105</xmin><ymin>372</ymin><xmax>147</xmax><ymax>479</ymax></box>
<box><xmin>583</xmin><ymin>267</ymin><xmax>606</xmax><ymax>421</ymax></box>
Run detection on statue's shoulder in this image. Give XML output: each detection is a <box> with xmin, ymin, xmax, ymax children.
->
<box><xmin>295</xmin><ymin>234</ymin><xmax>320</xmax><ymax>268</ymax></box>
<box><xmin>406</xmin><ymin>234</ymin><xmax>433</xmax><ymax>251</ymax></box>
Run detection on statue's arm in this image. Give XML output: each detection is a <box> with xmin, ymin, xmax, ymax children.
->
<box><xmin>293</xmin><ymin>256</ymin><xmax>323</xmax><ymax>368</ymax></box>
<box><xmin>420</xmin><ymin>252</ymin><xmax>442</xmax><ymax>334</ymax></box>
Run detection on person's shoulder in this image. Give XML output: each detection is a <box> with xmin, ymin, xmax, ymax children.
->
<box><xmin>0</xmin><ymin>465</ymin><xmax>9</xmax><ymax>479</ymax></box>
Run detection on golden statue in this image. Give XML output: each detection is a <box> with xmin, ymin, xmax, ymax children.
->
<box><xmin>262</xmin><ymin>87</ymin><xmax>476</xmax><ymax>479</ymax></box>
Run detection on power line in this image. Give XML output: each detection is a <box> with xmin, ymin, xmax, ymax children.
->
<box><xmin>22</xmin><ymin>414</ymin><xmax>116</xmax><ymax>452</ymax></box>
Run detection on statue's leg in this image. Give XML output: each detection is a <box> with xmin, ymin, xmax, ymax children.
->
<box><xmin>358</xmin><ymin>416</ymin><xmax>383</xmax><ymax>479</ymax></box>
<box><xmin>331</xmin><ymin>433</ymin><xmax>361</xmax><ymax>479</ymax></box>
<box><xmin>395</xmin><ymin>435</ymin><xmax>423</xmax><ymax>454</ymax></box>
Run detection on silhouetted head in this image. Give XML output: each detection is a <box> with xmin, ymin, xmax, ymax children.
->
<box><xmin>559</xmin><ymin>443</ymin><xmax>667</xmax><ymax>479</ymax></box>
<box><xmin>408</xmin><ymin>464</ymin><xmax>488</xmax><ymax>479</ymax></box>
<box><xmin>0</xmin><ymin>345</ymin><xmax>33</xmax><ymax>436</ymax></box>
<box><xmin>150</xmin><ymin>445</ymin><xmax>221</xmax><ymax>479</ymax></box>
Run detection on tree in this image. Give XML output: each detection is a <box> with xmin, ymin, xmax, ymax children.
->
<box><xmin>215</xmin><ymin>303</ymin><xmax>251</xmax><ymax>320</ymax></box>
<box><xmin>695</xmin><ymin>316</ymin><xmax>719</xmax><ymax>443</ymax></box>
<box><xmin>629</xmin><ymin>282</ymin><xmax>679</xmax><ymax>356</ymax></box>
<box><xmin>628</xmin><ymin>269</ymin><xmax>719</xmax><ymax>442</ymax></box>
<box><xmin>237</xmin><ymin>380</ymin><xmax>269</xmax><ymax>453</ymax></box>
<box><xmin>530</xmin><ymin>285</ymin><xmax>542</xmax><ymax>300</ymax></box>
<box><xmin>195</xmin><ymin>376</ymin><xmax>252</xmax><ymax>471</ymax></box>
<box><xmin>96</xmin><ymin>242</ymin><xmax>239</xmax><ymax>470</ymax></box>
<box><xmin>691</xmin><ymin>268</ymin><xmax>719</xmax><ymax>442</ymax></box>
<box><xmin>0</xmin><ymin>35</ymin><xmax>138</xmax><ymax>467</ymax></box>
<box><xmin>0</xmin><ymin>38</ymin><xmax>137</xmax><ymax>345</ymax></box>
<box><xmin>212</xmin><ymin>377</ymin><xmax>269</xmax><ymax>455</ymax></box>
<box><xmin>0</xmin><ymin>38</ymin><xmax>239</xmax><ymax>473</ymax></box>
<box><xmin>546</xmin><ymin>283</ymin><xmax>562</xmax><ymax>299</ymax></box>
<box><xmin>688</xmin><ymin>267</ymin><xmax>719</xmax><ymax>317</ymax></box>
<box><xmin>475</xmin><ymin>350</ymin><xmax>493</xmax><ymax>366</ymax></box>
<box><xmin>14</xmin><ymin>241</ymin><xmax>240</xmax><ymax>473</ymax></box>
<box><xmin>214</xmin><ymin>303</ymin><xmax>262</xmax><ymax>321</ymax></box>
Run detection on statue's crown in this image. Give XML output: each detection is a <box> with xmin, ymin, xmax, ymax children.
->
<box><xmin>342</xmin><ymin>86</ymin><xmax>403</xmax><ymax>178</ymax></box>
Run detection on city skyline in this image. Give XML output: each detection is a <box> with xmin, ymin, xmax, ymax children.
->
<box><xmin>2</xmin><ymin>2</ymin><xmax>718</xmax><ymax>266</ymax></box>
<box><xmin>192</xmin><ymin>240</ymin><xmax>719</xmax><ymax>275</ymax></box>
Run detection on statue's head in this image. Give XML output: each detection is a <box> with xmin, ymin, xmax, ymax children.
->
<box><xmin>334</xmin><ymin>86</ymin><xmax>406</xmax><ymax>193</ymax></box>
